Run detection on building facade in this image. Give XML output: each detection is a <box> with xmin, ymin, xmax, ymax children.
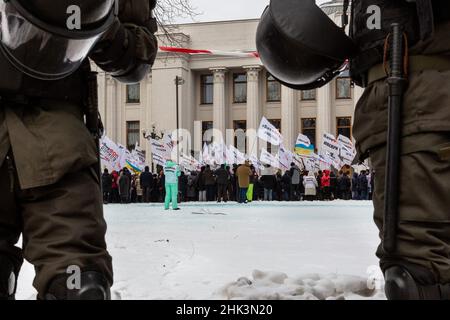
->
<box><xmin>96</xmin><ymin>2</ymin><xmax>363</xmax><ymax>163</ymax></box>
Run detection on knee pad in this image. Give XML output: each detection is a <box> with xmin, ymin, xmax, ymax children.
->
<box><xmin>45</xmin><ymin>271</ymin><xmax>111</xmax><ymax>300</ymax></box>
<box><xmin>384</xmin><ymin>263</ymin><xmax>449</xmax><ymax>300</ymax></box>
<box><xmin>384</xmin><ymin>266</ymin><xmax>421</xmax><ymax>300</ymax></box>
<box><xmin>0</xmin><ymin>256</ymin><xmax>17</xmax><ymax>300</ymax></box>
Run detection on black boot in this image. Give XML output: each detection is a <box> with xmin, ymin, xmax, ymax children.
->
<box><xmin>45</xmin><ymin>271</ymin><xmax>111</xmax><ymax>300</ymax></box>
<box><xmin>0</xmin><ymin>256</ymin><xmax>17</xmax><ymax>300</ymax></box>
<box><xmin>385</xmin><ymin>264</ymin><xmax>450</xmax><ymax>300</ymax></box>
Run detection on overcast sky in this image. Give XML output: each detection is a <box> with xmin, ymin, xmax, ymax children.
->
<box><xmin>175</xmin><ymin>0</ymin><xmax>329</xmax><ymax>23</ymax></box>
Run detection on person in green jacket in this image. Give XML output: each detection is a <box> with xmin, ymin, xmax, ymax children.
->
<box><xmin>163</xmin><ymin>159</ymin><xmax>181</xmax><ymax>210</ymax></box>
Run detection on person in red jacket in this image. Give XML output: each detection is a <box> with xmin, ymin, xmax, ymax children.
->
<box><xmin>111</xmin><ymin>170</ymin><xmax>120</xmax><ymax>203</ymax></box>
<box><xmin>321</xmin><ymin>170</ymin><xmax>331</xmax><ymax>201</ymax></box>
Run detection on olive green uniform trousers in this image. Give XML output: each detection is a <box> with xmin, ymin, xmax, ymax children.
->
<box><xmin>0</xmin><ymin>100</ymin><xmax>113</xmax><ymax>298</ymax></box>
<box><xmin>353</xmin><ymin>22</ymin><xmax>450</xmax><ymax>283</ymax></box>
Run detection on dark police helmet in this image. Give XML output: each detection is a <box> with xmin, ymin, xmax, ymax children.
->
<box><xmin>256</xmin><ymin>0</ymin><xmax>357</xmax><ymax>90</ymax></box>
<box><xmin>0</xmin><ymin>0</ymin><xmax>116</xmax><ymax>80</ymax></box>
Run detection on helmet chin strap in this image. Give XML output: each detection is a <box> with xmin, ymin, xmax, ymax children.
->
<box><xmin>113</xmin><ymin>0</ymin><xmax>119</xmax><ymax>16</ymax></box>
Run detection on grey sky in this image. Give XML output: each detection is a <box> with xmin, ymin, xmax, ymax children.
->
<box><xmin>175</xmin><ymin>0</ymin><xmax>329</xmax><ymax>23</ymax></box>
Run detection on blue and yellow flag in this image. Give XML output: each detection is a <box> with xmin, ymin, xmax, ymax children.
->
<box><xmin>295</xmin><ymin>144</ymin><xmax>315</xmax><ymax>156</ymax></box>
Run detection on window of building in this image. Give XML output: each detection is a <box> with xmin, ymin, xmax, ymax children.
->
<box><xmin>266</xmin><ymin>119</ymin><xmax>281</xmax><ymax>154</ymax></box>
<box><xmin>336</xmin><ymin>77</ymin><xmax>352</xmax><ymax>99</ymax></box>
<box><xmin>126</xmin><ymin>84</ymin><xmax>140</xmax><ymax>103</ymax></box>
<box><xmin>301</xmin><ymin>89</ymin><xmax>316</xmax><ymax>101</ymax></box>
<box><xmin>337</xmin><ymin>117</ymin><xmax>352</xmax><ymax>139</ymax></box>
<box><xmin>266</xmin><ymin>73</ymin><xmax>281</xmax><ymax>102</ymax></box>
<box><xmin>126</xmin><ymin>121</ymin><xmax>140</xmax><ymax>151</ymax></box>
<box><xmin>200</xmin><ymin>74</ymin><xmax>214</xmax><ymax>104</ymax></box>
<box><xmin>233</xmin><ymin>73</ymin><xmax>247</xmax><ymax>103</ymax></box>
<box><xmin>233</xmin><ymin>120</ymin><xmax>247</xmax><ymax>152</ymax></box>
<box><xmin>202</xmin><ymin>121</ymin><xmax>214</xmax><ymax>144</ymax></box>
<box><xmin>301</xmin><ymin>118</ymin><xmax>316</xmax><ymax>147</ymax></box>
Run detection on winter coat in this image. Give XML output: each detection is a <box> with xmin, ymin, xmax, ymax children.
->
<box><xmin>102</xmin><ymin>173</ymin><xmax>112</xmax><ymax>193</ymax></box>
<box><xmin>118</xmin><ymin>174</ymin><xmax>131</xmax><ymax>197</ymax></box>
<box><xmin>179</xmin><ymin>173</ymin><xmax>188</xmax><ymax>193</ymax></box>
<box><xmin>303</xmin><ymin>172</ymin><xmax>318</xmax><ymax>196</ymax></box>
<box><xmin>321</xmin><ymin>171</ymin><xmax>331</xmax><ymax>188</ymax></box>
<box><xmin>140</xmin><ymin>171</ymin><xmax>153</xmax><ymax>188</ymax></box>
<box><xmin>203</xmin><ymin>168</ymin><xmax>216</xmax><ymax>186</ymax></box>
<box><xmin>358</xmin><ymin>174</ymin><xmax>369</xmax><ymax>192</ymax></box>
<box><xmin>260</xmin><ymin>174</ymin><xmax>277</xmax><ymax>190</ymax></box>
<box><xmin>163</xmin><ymin>160</ymin><xmax>181</xmax><ymax>185</ymax></box>
<box><xmin>111</xmin><ymin>171</ymin><xmax>119</xmax><ymax>190</ymax></box>
<box><xmin>135</xmin><ymin>177</ymin><xmax>143</xmax><ymax>196</ymax></box>
<box><xmin>215</xmin><ymin>168</ymin><xmax>229</xmax><ymax>185</ymax></box>
<box><xmin>338</xmin><ymin>174</ymin><xmax>351</xmax><ymax>192</ymax></box>
<box><xmin>187</xmin><ymin>173</ymin><xmax>198</xmax><ymax>197</ymax></box>
<box><xmin>236</xmin><ymin>163</ymin><xmax>252</xmax><ymax>188</ymax></box>
<box><xmin>281</xmin><ymin>173</ymin><xmax>292</xmax><ymax>191</ymax></box>
<box><xmin>290</xmin><ymin>165</ymin><xmax>301</xmax><ymax>185</ymax></box>
<box><xmin>196</xmin><ymin>171</ymin><xmax>207</xmax><ymax>191</ymax></box>
<box><xmin>351</xmin><ymin>173</ymin><xmax>359</xmax><ymax>192</ymax></box>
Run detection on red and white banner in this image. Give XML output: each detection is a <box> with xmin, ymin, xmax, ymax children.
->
<box><xmin>159</xmin><ymin>46</ymin><xmax>259</xmax><ymax>58</ymax></box>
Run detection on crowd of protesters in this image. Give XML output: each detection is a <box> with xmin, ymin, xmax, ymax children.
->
<box><xmin>101</xmin><ymin>162</ymin><xmax>374</xmax><ymax>204</ymax></box>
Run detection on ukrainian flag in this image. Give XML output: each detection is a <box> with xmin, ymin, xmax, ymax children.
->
<box><xmin>295</xmin><ymin>144</ymin><xmax>315</xmax><ymax>156</ymax></box>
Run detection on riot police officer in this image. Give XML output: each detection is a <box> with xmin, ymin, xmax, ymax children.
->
<box><xmin>257</xmin><ymin>0</ymin><xmax>450</xmax><ymax>299</ymax></box>
<box><xmin>0</xmin><ymin>0</ymin><xmax>158</xmax><ymax>299</ymax></box>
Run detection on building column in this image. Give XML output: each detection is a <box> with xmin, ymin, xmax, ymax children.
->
<box><xmin>317</xmin><ymin>83</ymin><xmax>333</xmax><ymax>146</ymax></box>
<box><xmin>281</xmin><ymin>85</ymin><xmax>297</xmax><ymax>149</ymax></box>
<box><xmin>105</xmin><ymin>75</ymin><xmax>118</xmax><ymax>142</ymax></box>
<box><xmin>210</xmin><ymin>67</ymin><xmax>227</xmax><ymax>142</ymax></box>
<box><xmin>244</xmin><ymin>65</ymin><xmax>261</xmax><ymax>156</ymax></box>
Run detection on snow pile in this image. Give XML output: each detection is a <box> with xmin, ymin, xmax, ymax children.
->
<box><xmin>218</xmin><ymin>270</ymin><xmax>384</xmax><ymax>300</ymax></box>
<box><xmin>17</xmin><ymin>201</ymin><xmax>382</xmax><ymax>300</ymax></box>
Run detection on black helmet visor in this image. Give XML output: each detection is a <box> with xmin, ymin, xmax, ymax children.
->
<box><xmin>0</xmin><ymin>0</ymin><xmax>115</xmax><ymax>80</ymax></box>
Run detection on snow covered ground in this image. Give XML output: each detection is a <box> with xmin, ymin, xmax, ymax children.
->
<box><xmin>16</xmin><ymin>201</ymin><xmax>386</xmax><ymax>300</ymax></box>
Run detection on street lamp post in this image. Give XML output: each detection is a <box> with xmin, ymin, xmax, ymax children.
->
<box><xmin>175</xmin><ymin>76</ymin><xmax>185</xmax><ymax>164</ymax></box>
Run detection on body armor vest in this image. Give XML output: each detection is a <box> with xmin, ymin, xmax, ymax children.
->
<box><xmin>349</xmin><ymin>0</ymin><xmax>420</xmax><ymax>86</ymax></box>
<box><xmin>0</xmin><ymin>50</ymin><xmax>85</xmax><ymax>103</ymax></box>
<box><xmin>350</xmin><ymin>0</ymin><xmax>450</xmax><ymax>87</ymax></box>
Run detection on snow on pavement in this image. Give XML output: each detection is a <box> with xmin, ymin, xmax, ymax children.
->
<box><xmin>16</xmin><ymin>201</ymin><xmax>385</xmax><ymax>300</ymax></box>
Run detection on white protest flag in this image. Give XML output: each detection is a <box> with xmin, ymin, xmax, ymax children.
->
<box><xmin>211</xmin><ymin>142</ymin><xmax>225</xmax><ymax>165</ymax></box>
<box><xmin>291</xmin><ymin>152</ymin><xmax>304</xmax><ymax>170</ymax></box>
<box><xmin>337</xmin><ymin>134</ymin><xmax>355</xmax><ymax>152</ymax></box>
<box><xmin>152</xmin><ymin>153</ymin><xmax>166</xmax><ymax>167</ymax></box>
<box><xmin>340</xmin><ymin>145</ymin><xmax>356</xmax><ymax>166</ymax></box>
<box><xmin>116</xmin><ymin>144</ymin><xmax>128</xmax><ymax>169</ymax></box>
<box><xmin>180</xmin><ymin>153</ymin><xmax>196</xmax><ymax>171</ymax></box>
<box><xmin>191</xmin><ymin>155</ymin><xmax>202</xmax><ymax>170</ymax></box>
<box><xmin>321</xmin><ymin>133</ymin><xmax>340</xmax><ymax>155</ymax></box>
<box><xmin>202</xmin><ymin>143</ymin><xmax>210</xmax><ymax>165</ymax></box>
<box><xmin>224</xmin><ymin>145</ymin><xmax>235</xmax><ymax>165</ymax></box>
<box><xmin>227</xmin><ymin>145</ymin><xmax>246</xmax><ymax>165</ymax></box>
<box><xmin>150</xmin><ymin>138</ymin><xmax>171</xmax><ymax>166</ymax></box>
<box><xmin>278</xmin><ymin>144</ymin><xmax>293</xmax><ymax>170</ymax></box>
<box><xmin>162</xmin><ymin>133</ymin><xmax>175</xmax><ymax>151</ymax></box>
<box><xmin>100</xmin><ymin>136</ymin><xmax>122</xmax><ymax>171</ymax></box>
<box><xmin>132</xmin><ymin>144</ymin><xmax>146</xmax><ymax>169</ymax></box>
<box><xmin>260</xmin><ymin>149</ymin><xmax>280</xmax><ymax>168</ymax></box>
<box><xmin>303</xmin><ymin>157</ymin><xmax>315</xmax><ymax>171</ymax></box>
<box><xmin>296</xmin><ymin>133</ymin><xmax>311</xmax><ymax>147</ymax></box>
<box><xmin>257</xmin><ymin>117</ymin><xmax>283</xmax><ymax>146</ymax></box>
<box><xmin>249</xmin><ymin>154</ymin><xmax>263</xmax><ymax>171</ymax></box>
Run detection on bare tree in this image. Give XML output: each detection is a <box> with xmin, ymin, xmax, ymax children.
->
<box><xmin>154</xmin><ymin>0</ymin><xmax>200</xmax><ymax>45</ymax></box>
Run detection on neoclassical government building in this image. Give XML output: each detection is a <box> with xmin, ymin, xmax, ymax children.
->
<box><xmin>95</xmin><ymin>0</ymin><xmax>362</xmax><ymax>162</ymax></box>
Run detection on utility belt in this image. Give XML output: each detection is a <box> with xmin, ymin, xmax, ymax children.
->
<box><xmin>366</xmin><ymin>54</ymin><xmax>450</xmax><ymax>86</ymax></box>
